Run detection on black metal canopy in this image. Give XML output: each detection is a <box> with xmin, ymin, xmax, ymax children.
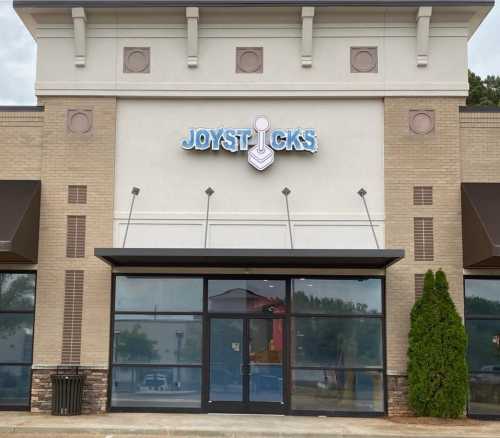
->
<box><xmin>95</xmin><ymin>247</ymin><xmax>404</xmax><ymax>269</ymax></box>
<box><xmin>0</xmin><ymin>180</ymin><xmax>41</xmax><ymax>264</ymax></box>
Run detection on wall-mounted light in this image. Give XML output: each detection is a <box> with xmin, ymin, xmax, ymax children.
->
<box><xmin>282</xmin><ymin>187</ymin><xmax>294</xmax><ymax>249</ymax></box>
<box><xmin>357</xmin><ymin>187</ymin><xmax>380</xmax><ymax>249</ymax></box>
<box><xmin>122</xmin><ymin>186</ymin><xmax>140</xmax><ymax>248</ymax></box>
<box><xmin>204</xmin><ymin>187</ymin><xmax>215</xmax><ymax>248</ymax></box>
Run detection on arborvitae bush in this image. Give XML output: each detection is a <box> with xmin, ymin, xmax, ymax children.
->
<box><xmin>407</xmin><ymin>269</ymin><xmax>468</xmax><ymax>417</ymax></box>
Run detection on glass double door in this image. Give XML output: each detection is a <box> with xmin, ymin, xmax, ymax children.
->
<box><xmin>208</xmin><ymin>317</ymin><xmax>285</xmax><ymax>413</ymax></box>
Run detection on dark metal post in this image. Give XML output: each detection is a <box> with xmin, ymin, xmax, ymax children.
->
<box><xmin>282</xmin><ymin>187</ymin><xmax>294</xmax><ymax>249</ymax></box>
<box><xmin>204</xmin><ymin>187</ymin><xmax>214</xmax><ymax>248</ymax></box>
<box><xmin>122</xmin><ymin>186</ymin><xmax>140</xmax><ymax>248</ymax></box>
<box><xmin>357</xmin><ymin>187</ymin><xmax>380</xmax><ymax>249</ymax></box>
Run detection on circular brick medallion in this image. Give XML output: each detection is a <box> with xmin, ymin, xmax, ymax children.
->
<box><xmin>126</xmin><ymin>49</ymin><xmax>150</xmax><ymax>73</ymax></box>
<box><xmin>69</xmin><ymin>111</ymin><xmax>92</xmax><ymax>134</ymax></box>
<box><xmin>410</xmin><ymin>111</ymin><xmax>434</xmax><ymax>135</ymax></box>
<box><xmin>352</xmin><ymin>49</ymin><xmax>376</xmax><ymax>73</ymax></box>
<box><xmin>238</xmin><ymin>49</ymin><xmax>262</xmax><ymax>73</ymax></box>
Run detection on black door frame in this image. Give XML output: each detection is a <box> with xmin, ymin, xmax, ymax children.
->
<box><xmin>205</xmin><ymin>314</ymin><xmax>288</xmax><ymax>414</ymax></box>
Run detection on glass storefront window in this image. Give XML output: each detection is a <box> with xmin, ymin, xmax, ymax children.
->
<box><xmin>291</xmin><ymin>369</ymin><xmax>384</xmax><ymax>413</ymax></box>
<box><xmin>465</xmin><ymin>278</ymin><xmax>500</xmax><ymax>417</ymax></box>
<box><xmin>208</xmin><ymin>279</ymin><xmax>286</xmax><ymax>314</ymax></box>
<box><xmin>115</xmin><ymin>277</ymin><xmax>203</xmax><ymax>312</ymax></box>
<box><xmin>469</xmin><ymin>373</ymin><xmax>500</xmax><ymax>416</ymax></box>
<box><xmin>111</xmin><ymin>275</ymin><xmax>385</xmax><ymax>415</ymax></box>
<box><xmin>292</xmin><ymin>278</ymin><xmax>382</xmax><ymax>315</ymax></box>
<box><xmin>0</xmin><ymin>365</ymin><xmax>32</xmax><ymax>407</ymax></box>
<box><xmin>292</xmin><ymin>317</ymin><xmax>383</xmax><ymax>368</ymax></box>
<box><xmin>0</xmin><ymin>272</ymin><xmax>35</xmax><ymax>311</ymax></box>
<box><xmin>465</xmin><ymin>279</ymin><xmax>500</xmax><ymax>317</ymax></box>
<box><xmin>0</xmin><ymin>314</ymin><xmax>34</xmax><ymax>363</ymax></box>
<box><xmin>113</xmin><ymin>315</ymin><xmax>202</xmax><ymax>365</ymax></box>
<box><xmin>111</xmin><ymin>366</ymin><xmax>201</xmax><ymax>408</ymax></box>
<box><xmin>290</xmin><ymin>277</ymin><xmax>384</xmax><ymax>414</ymax></box>
<box><xmin>0</xmin><ymin>272</ymin><xmax>36</xmax><ymax>409</ymax></box>
<box><xmin>466</xmin><ymin>320</ymin><xmax>500</xmax><ymax>372</ymax></box>
<box><xmin>111</xmin><ymin>276</ymin><xmax>203</xmax><ymax>410</ymax></box>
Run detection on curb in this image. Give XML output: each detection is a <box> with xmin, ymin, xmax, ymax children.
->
<box><xmin>0</xmin><ymin>426</ymin><xmax>497</xmax><ymax>438</ymax></box>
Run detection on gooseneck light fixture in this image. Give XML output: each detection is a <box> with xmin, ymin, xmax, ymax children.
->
<box><xmin>204</xmin><ymin>187</ymin><xmax>215</xmax><ymax>248</ymax></box>
<box><xmin>357</xmin><ymin>187</ymin><xmax>380</xmax><ymax>249</ymax></box>
<box><xmin>122</xmin><ymin>186</ymin><xmax>140</xmax><ymax>248</ymax></box>
<box><xmin>282</xmin><ymin>187</ymin><xmax>294</xmax><ymax>249</ymax></box>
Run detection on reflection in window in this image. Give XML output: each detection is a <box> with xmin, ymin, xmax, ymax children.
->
<box><xmin>292</xmin><ymin>369</ymin><xmax>384</xmax><ymax>413</ymax></box>
<box><xmin>465</xmin><ymin>278</ymin><xmax>500</xmax><ymax>417</ymax></box>
<box><xmin>112</xmin><ymin>275</ymin><xmax>204</xmax><ymax>410</ymax></box>
<box><xmin>115</xmin><ymin>277</ymin><xmax>203</xmax><ymax>312</ymax></box>
<box><xmin>469</xmin><ymin>373</ymin><xmax>500</xmax><ymax>416</ymax></box>
<box><xmin>290</xmin><ymin>277</ymin><xmax>384</xmax><ymax>414</ymax></box>
<box><xmin>465</xmin><ymin>279</ymin><xmax>500</xmax><ymax>317</ymax></box>
<box><xmin>0</xmin><ymin>272</ymin><xmax>36</xmax><ymax>408</ymax></box>
<box><xmin>0</xmin><ymin>365</ymin><xmax>31</xmax><ymax>407</ymax></box>
<box><xmin>292</xmin><ymin>317</ymin><xmax>382</xmax><ymax>368</ymax></box>
<box><xmin>292</xmin><ymin>278</ymin><xmax>382</xmax><ymax>315</ymax></box>
<box><xmin>0</xmin><ymin>273</ymin><xmax>35</xmax><ymax>311</ymax></box>
<box><xmin>111</xmin><ymin>366</ymin><xmax>201</xmax><ymax>408</ymax></box>
<box><xmin>208</xmin><ymin>279</ymin><xmax>286</xmax><ymax>314</ymax></box>
<box><xmin>0</xmin><ymin>314</ymin><xmax>34</xmax><ymax>363</ymax></box>
<box><xmin>466</xmin><ymin>320</ymin><xmax>500</xmax><ymax>372</ymax></box>
<box><xmin>113</xmin><ymin>315</ymin><xmax>202</xmax><ymax>365</ymax></box>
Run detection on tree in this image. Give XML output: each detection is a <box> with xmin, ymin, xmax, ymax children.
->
<box><xmin>467</xmin><ymin>70</ymin><xmax>500</xmax><ymax>106</ymax></box>
<box><xmin>407</xmin><ymin>269</ymin><xmax>468</xmax><ymax>417</ymax></box>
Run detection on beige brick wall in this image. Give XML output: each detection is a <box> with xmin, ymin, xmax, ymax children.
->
<box><xmin>33</xmin><ymin>97</ymin><xmax>116</xmax><ymax>367</ymax></box>
<box><xmin>384</xmin><ymin>97</ymin><xmax>465</xmax><ymax>376</ymax></box>
<box><xmin>460</xmin><ymin>111</ymin><xmax>500</xmax><ymax>182</ymax></box>
<box><xmin>0</xmin><ymin>110</ymin><xmax>43</xmax><ymax>179</ymax></box>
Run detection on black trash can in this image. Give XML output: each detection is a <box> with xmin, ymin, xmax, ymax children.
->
<box><xmin>51</xmin><ymin>368</ymin><xmax>84</xmax><ymax>415</ymax></box>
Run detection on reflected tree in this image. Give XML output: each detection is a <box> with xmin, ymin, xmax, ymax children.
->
<box><xmin>0</xmin><ymin>273</ymin><xmax>35</xmax><ymax>335</ymax></box>
<box><xmin>115</xmin><ymin>324</ymin><xmax>160</xmax><ymax>362</ymax></box>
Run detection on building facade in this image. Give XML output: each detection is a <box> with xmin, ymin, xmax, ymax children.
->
<box><xmin>0</xmin><ymin>0</ymin><xmax>499</xmax><ymax>418</ymax></box>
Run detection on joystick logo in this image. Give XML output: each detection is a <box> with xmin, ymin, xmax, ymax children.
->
<box><xmin>181</xmin><ymin>116</ymin><xmax>318</xmax><ymax>171</ymax></box>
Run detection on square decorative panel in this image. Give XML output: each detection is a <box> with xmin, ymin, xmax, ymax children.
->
<box><xmin>123</xmin><ymin>47</ymin><xmax>151</xmax><ymax>73</ymax></box>
<box><xmin>236</xmin><ymin>47</ymin><xmax>263</xmax><ymax>73</ymax></box>
<box><xmin>68</xmin><ymin>185</ymin><xmax>87</xmax><ymax>204</ymax></box>
<box><xmin>413</xmin><ymin>186</ymin><xmax>433</xmax><ymax>206</ymax></box>
<box><xmin>409</xmin><ymin>110</ymin><xmax>435</xmax><ymax>135</ymax></box>
<box><xmin>66</xmin><ymin>109</ymin><xmax>93</xmax><ymax>135</ymax></box>
<box><xmin>350</xmin><ymin>47</ymin><xmax>378</xmax><ymax>73</ymax></box>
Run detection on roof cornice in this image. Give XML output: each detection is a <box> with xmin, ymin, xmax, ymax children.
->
<box><xmin>12</xmin><ymin>0</ymin><xmax>495</xmax><ymax>8</ymax></box>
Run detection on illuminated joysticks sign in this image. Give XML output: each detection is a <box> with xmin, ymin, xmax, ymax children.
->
<box><xmin>181</xmin><ymin>116</ymin><xmax>318</xmax><ymax>171</ymax></box>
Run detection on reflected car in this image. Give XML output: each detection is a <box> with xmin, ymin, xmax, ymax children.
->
<box><xmin>140</xmin><ymin>373</ymin><xmax>169</xmax><ymax>391</ymax></box>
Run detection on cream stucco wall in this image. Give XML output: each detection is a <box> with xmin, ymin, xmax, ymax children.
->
<box><xmin>21</xmin><ymin>6</ymin><xmax>477</xmax><ymax>98</ymax></box>
<box><xmin>114</xmin><ymin>98</ymin><xmax>384</xmax><ymax>249</ymax></box>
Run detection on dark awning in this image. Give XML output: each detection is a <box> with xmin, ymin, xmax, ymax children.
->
<box><xmin>462</xmin><ymin>183</ymin><xmax>500</xmax><ymax>268</ymax></box>
<box><xmin>95</xmin><ymin>248</ymin><xmax>404</xmax><ymax>269</ymax></box>
<box><xmin>0</xmin><ymin>180</ymin><xmax>41</xmax><ymax>264</ymax></box>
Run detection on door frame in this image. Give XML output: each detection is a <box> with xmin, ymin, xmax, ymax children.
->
<box><xmin>205</xmin><ymin>314</ymin><xmax>288</xmax><ymax>414</ymax></box>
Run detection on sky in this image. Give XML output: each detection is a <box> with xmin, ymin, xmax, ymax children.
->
<box><xmin>0</xmin><ymin>1</ymin><xmax>499</xmax><ymax>106</ymax></box>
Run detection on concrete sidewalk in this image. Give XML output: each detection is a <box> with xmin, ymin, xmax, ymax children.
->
<box><xmin>0</xmin><ymin>412</ymin><xmax>500</xmax><ymax>437</ymax></box>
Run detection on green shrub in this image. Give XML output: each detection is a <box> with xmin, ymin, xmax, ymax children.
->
<box><xmin>407</xmin><ymin>269</ymin><xmax>468</xmax><ymax>417</ymax></box>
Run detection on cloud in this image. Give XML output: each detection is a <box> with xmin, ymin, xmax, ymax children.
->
<box><xmin>468</xmin><ymin>4</ymin><xmax>500</xmax><ymax>77</ymax></box>
<box><xmin>0</xmin><ymin>1</ymin><xmax>36</xmax><ymax>105</ymax></box>
<box><xmin>0</xmin><ymin>2</ymin><xmax>498</xmax><ymax>106</ymax></box>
